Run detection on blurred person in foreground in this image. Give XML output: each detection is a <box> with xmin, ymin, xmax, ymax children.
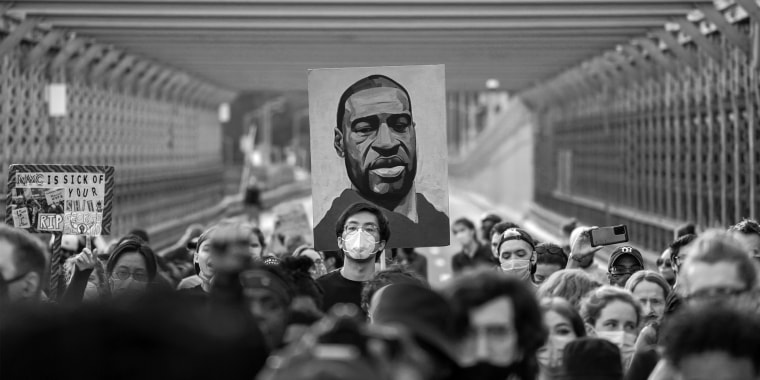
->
<box><xmin>240</xmin><ymin>263</ymin><xmax>297</xmax><ymax>350</ymax></box>
<box><xmin>362</xmin><ymin>265</ymin><xmax>427</xmax><ymax>321</ymax></box>
<box><xmin>534</xmin><ymin>243</ymin><xmax>568</xmax><ymax>286</ymax></box>
<box><xmin>372</xmin><ymin>283</ymin><xmax>462</xmax><ymax>380</ymax></box>
<box><xmin>653</xmin><ymin>304</ymin><xmax>760</xmax><ymax>380</ymax></box>
<box><xmin>536</xmin><ymin>269</ymin><xmax>602</xmax><ymax>311</ymax></box>
<box><xmin>496</xmin><ymin>228</ymin><xmax>537</xmax><ymax>285</ymax></box>
<box><xmin>317</xmin><ymin>203</ymin><xmax>389</xmax><ymax>312</ymax></box>
<box><xmin>579</xmin><ymin>285</ymin><xmax>642</xmax><ymax>369</ymax></box>
<box><xmin>0</xmin><ymin>293</ymin><xmax>269</xmax><ymax>380</ymax></box>
<box><xmin>451</xmin><ymin>217</ymin><xmax>496</xmax><ymax>274</ymax></box>
<box><xmin>258</xmin><ymin>304</ymin><xmax>435</xmax><ymax>380</ymax></box>
<box><xmin>679</xmin><ymin>230</ymin><xmax>757</xmax><ymax>307</ymax></box>
<box><xmin>279</xmin><ymin>255</ymin><xmax>326</xmax><ymax>345</ymax></box>
<box><xmin>537</xmin><ymin>297</ymin><xmax>586</xmax><ymax>380</ymax></box>
<box><xmin>558</xmin><ymin>338</ymin><xmax>623</xmax><ymax>380</ymax></box>
<box><xmin>444</xmin><ymin>268</ymin><xmax>547</xmax><ymax>380</ymax></box>
<box><xmin>0</xmin><ymin>225</ymin><xmax>47</xmax><ymax>304</ymax></box>
<box><xmin>178</xmin><ymin>223</ymin><xmax>266</xmax><ymax>290</ymax></box>
<box><xmin>565</xmin><ymin>227</ymin><xmax>608</xmax><ymax>284</ymax></box>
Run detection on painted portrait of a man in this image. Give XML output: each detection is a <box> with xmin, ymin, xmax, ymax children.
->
<box><xmin>310</xmin><ymin>65</ymin><xmax>449</xmax><ymax>250</ymax></box>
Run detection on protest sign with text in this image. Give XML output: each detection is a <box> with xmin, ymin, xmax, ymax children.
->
<box><xmin>6</xmin><ymin>165</ymin><xmax>114</xmax><ymax>235</ymax></box>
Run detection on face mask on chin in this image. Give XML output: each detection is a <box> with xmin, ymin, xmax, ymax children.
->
<box><xmin>342</xmin><ymin>230</ymin><xmax>378</xmax><ymax>260</ymax></box>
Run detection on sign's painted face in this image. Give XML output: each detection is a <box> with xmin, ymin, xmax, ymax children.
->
<box><xmin>339</xmin><ymin>87</ymin><xmax>417</xmax><ymax>201</ymax></box>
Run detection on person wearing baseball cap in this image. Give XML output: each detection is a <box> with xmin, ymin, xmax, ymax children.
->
<box><xmin>608</xmin><ymin>246</ymin><xmax>644</xmax><ymax>287</ymax></box>
<box><xmin>496</xmin><ymin>228</ymin><xmax>537</xmax><ymax>284</ymax></box>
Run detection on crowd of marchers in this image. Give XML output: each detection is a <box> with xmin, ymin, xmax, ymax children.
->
<box><xmin>1</xmin><ymin>203</ymin><xmax>759</xmax><ymax>380</ymax></box>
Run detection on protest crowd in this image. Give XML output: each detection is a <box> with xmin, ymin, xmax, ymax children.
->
<box><xmin>2</xmin><ymin>201</ymin><xmax>760</xmax><ymax>380</ymax></box>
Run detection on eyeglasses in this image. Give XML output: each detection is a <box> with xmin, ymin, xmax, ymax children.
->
<box><xmin>344</xmin><ymin>225</ymin><xmax>379</xmax><ymax>235</ymax></box>
<box><xmin>656</xmin><ymin>258</ymin><xmax>672</xmax><ymax>267</ymax></box>
<box><xmin>535</xmin><ymin>245</ymin><xmax>565</xmax><ymax>256</ymax></box>
<box><xmin>111</xmin><ymin>269</ymin><xmax>148</xmax><ymax>282</ymax></box>
<box><xmin>609</xmin><ymin>266</ymin><xmax>643</xmax><ymax>276</ymax></box>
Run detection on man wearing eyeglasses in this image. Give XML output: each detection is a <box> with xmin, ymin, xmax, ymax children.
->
<box><xmin>317</xmin><ymin>202</ymin><xmax>389</xmax><ymax>312</ymax></box>
<box><xmin>607</xmin><ymin>246</ymin><xmax>644</xmax><ymax>287</ymax></box>
<box><xmin>0</xmin><ymin>225</ymin><xmax>47</xmax><ymax>303</ymax></box>
<box><xmin>679</xmin><ymin>230</ymin><xmax>757</xmax><ymax>306</ymax></box>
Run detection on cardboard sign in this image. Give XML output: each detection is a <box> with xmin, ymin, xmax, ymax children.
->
<box><xmin>308</xmin><ymin>65</ymin><xmax>450</xmax><ymax>250</ymax></box>
<box><xmin>11</xmin><ymin>207</ymin><xmax>31</xmax><ymax>229</ymax></box>
<box><xmin>5</xmin><ymin>165</ymin><xmax>114</xmax><ymax>235</ymax></box>
<box><xmin>45</xmin><ymin>188</ymin><xmax>65</xmax><ymax>205</ymax></box>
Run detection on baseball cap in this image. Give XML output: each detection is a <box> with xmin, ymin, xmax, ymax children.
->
<box><xmin>609</xmin><ymin>246</ymin><xmax>644</xmax><ymax>271</ymax></box>
<box><xmin>498</xmin><ymin>228</ymin><xmax>536</xmax><ymax>252</ymax></box>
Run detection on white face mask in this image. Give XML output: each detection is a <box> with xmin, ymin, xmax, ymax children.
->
<box><xmin>500</xmin><ymin>259</ymin><xmax>531</xmax><ymax>281</ymax></box>
<box><xmin>342</xmin><ymin>230</ymin><xmax>377</xmax><ymax>260</ymax></box>
<box><xmin>536</xmin><ymin>335</ymin><xmax>575</xmax><ymax>370</ymax></box>
<box><xmin>595</xmin><ymin>330</ymin><xmax>637</xmax><ymax>367</ymax></box>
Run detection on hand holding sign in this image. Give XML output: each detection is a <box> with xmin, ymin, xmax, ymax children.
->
<box><xmin>73</xmin><ymin>248</ymin><xmax>97</xmax><ymax>272</ymax></box>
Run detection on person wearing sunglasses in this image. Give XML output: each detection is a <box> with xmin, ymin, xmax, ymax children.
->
<box><xmin>534</xmin><ymin>242</ymin><xmax>568</xmax><ymax>285</ymax></box>
<box><xmin>607</xmin><ymin>246</ymin><xmax>644</xmax><ymax>287</ymax></box>
<box><xmin>0</xmin><ymin>225</ymin><xmax>47</xmax><ymax>303</ymax></box>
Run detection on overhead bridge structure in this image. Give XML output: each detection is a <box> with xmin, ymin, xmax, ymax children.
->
<box><xmin>2</xmin><ymin>0</ymin><xmax>760</xmax><ymax>254</ymax></box>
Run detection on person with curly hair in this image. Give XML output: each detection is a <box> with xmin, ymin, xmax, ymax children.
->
<box><xmin>444</xmin><ymin>268</ymin><xmax>547</xmax><ymax>380</ymax></box>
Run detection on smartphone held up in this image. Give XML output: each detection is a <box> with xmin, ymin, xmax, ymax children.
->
<box><xmin>589</xmin><ymin>225</ymin><xmax>629</xmax><ymax>247</ymax></box>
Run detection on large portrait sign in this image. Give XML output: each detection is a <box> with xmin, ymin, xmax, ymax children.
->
<box><xmin>5</xmin><ymin>164</ymin><xmax>115</xmax><ymax>236</ymax></box>
<box><xmin>309</xmin><ymin>65</ymin><xmax>450</xmax><ymax>250</ymax></box>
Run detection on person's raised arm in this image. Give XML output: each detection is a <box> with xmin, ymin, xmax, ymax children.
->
<box><xmin>566</xmin><ymin>227</ymin><xmax>602</xmax><ymax>269</ymax></box>
<box><xmin>61</xmin><ymin>248</ymin><xmax>97</xmax><ymax>305</ymax></box>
